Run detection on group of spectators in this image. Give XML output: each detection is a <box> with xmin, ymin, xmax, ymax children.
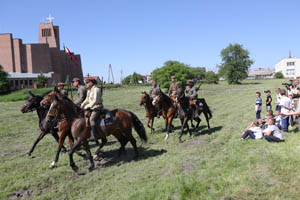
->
<box><xmin>242</xmin><ymin>79</ymin><xmax>300</xmax><ymax>142</ymax></box>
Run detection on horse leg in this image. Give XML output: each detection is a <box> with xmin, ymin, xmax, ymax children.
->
<box><xmin>190</xmin><ymin>119</ymin><xmax>195</xmax><ymax>128</ymax></box>
<box><xmin>49</xmin><ymin>131</ymin><xmax>67</xmax><ymax>169</ymax></box>
<box><xmin>94</xmin><ymin>137</ymin><xmax>107</xmax><ymax>159</ymax></box>
<box><xmin>147</xmin><ymin>117</ymin><xmax>152</xmax><ymax>134</ymax></box>
<box><xmin>150</xmin><ymin>117</ymin><xmax>155</xmax><ymax>134</ymax></box>
<box><xmin>162</xmin><ymin>117</ymin><xmax>168</xmax><ymax>132</ymax></box>
<box><xmin>27</xmin><ymin>131</ymin><xmax>46</xmax><ymax>156</ymax></box>
<box><xmin>204</xmin><ymin>112</ymin><xmax>211</xmax><ymax>129</ymax></box>
<box><xmin>165</xmin><ymin>116</ymin><xmax>174</xmax><ymax>141</ymax></box>
<box><xmin>68</xmin><ymin>139</ymin><xmax>83</xmax><ymax>172</ymax></box>
<box><xmin>51</xmin><ymin>131</ymin><xmax>67</xmax><ymax>153</ymax></box>
<box><xmin>194</xmin><ymin>117</ymin><xmax>201</xmax><ymax>129</ymax></box>
<box><xmin>179</xmin><ymin>118</ymin><xmax>188</xmax><ymax>142</ymax></box>
<box><xmin>82</xmin><ymin>140</ymin><xmax>94</xmax><ymax>171</ymax></box>
<box><xmin>128</xmin><ymin>135</ymin><xmax>138</xmax><ymax>159</ymax></box>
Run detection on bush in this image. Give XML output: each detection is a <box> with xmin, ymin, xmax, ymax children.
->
<box><xmin>203</xmin><ymin>71</ymin><xmax>219</xmax><ymax>84</ymax></box>
<box><xmin>0</xmin><ymin>65</ymin><xmax>10</xmax><ymax>95</ymax></box>
<box><xmin>36</xmin><ymin>72</ymin><xmax>48</xmax><ymax>88</ymax></box>
<box><xmin>0</xmin><ymin>88</ymin><xmax>53</xmax><ymax>102</ymax></box>
<box><xmin>274</xmin><ymin>72</ymin><xmax>284</xmax><ymax>79</ymax></box>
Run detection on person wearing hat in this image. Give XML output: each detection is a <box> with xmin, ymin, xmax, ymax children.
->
<box><xmin>185</xmin><ymin>80</ymin><xmax>199</xmax><ymax>116</ymax></box>
<box><xmin>264</xmin><ymin>90</ymin><xmax>272</xmax><ymax>111</ymax></box>
<box><xmin>149</xmin><ymin>81</ymin><xmax>162</xmax><ymax>118</ymax></box>
<box><xmin>72</xmin><ymin>78</ymin><xmax>87</xmax><ymax>106</ymax></box>
<box><xmin>57</xmin><ymin>82</ymin><xmax>68</xmax><ymax>98</ymax></box>
<box><xmin>81</xmin><ymin>78</ymin><xmax>103</xmax><ymax>141</ymax></box>
<box><xmin>168</xmin><ymin>75</ymin><xmax>180</xmax><ymax>97</ymax></box>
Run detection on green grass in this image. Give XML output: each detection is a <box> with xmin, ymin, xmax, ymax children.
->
<box><xmin>1</xmin><ymin>79</ymin><xmax>300</xmax><ymax>199</ymax></box>
<box><xmin>0</xmin><ymin>88</ymin><xmax>53</xmax><ymax>102</ymax></box>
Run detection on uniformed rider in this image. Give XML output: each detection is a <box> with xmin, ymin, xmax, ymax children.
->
<box><xmin>57</xmin><ymin>82</ymin><xmax>68</xmax><ymax>98</ymax></box>
<box><xmin>150</xmin><ymin>81</ymin><xmax>162</xmax><ymax>117</ymax></box>
<box><xmin>80</xmin><ymin>78</ymin><xmax>103</xmax><ymax>141</ymax></box>
<box><xmin>185</xmin><ymin>80</ymin><xmax>199</xmax><ymax>116</ymax></box>
<box><xmin>72</xmin><ymin>78</ymin><xmax>87</xmax><ymax>106</ymax></box>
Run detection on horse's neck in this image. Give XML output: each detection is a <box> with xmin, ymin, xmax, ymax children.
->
<box><xmin>36</xmin><ymin>107</ymin><xmax>48</xmax><ymax>124</ymax></box>
<box><xmin>145</xmin><ymin>98</ymin><xmax>154</xmax><ymax>109</ymax></box>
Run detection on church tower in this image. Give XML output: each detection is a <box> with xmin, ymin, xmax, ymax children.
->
<box><xmin>38</xmin><ymin>15</ymin><xmax>60</xmax><ymax>49</ymax></box>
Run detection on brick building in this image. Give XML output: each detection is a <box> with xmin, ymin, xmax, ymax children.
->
<box><xmin>0</xmin><ymin>20</ymin><xmax>83</xmax><ymax>89</ymax></box>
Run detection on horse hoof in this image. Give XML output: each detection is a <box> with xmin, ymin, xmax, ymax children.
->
<box><xmin>164</xmin><ymin>135</ymin><xmax>169</xmax><ymax>141</ymax></box>
<box><xmin>162</xmin><ymin>128</ymin><xmax>167</xmax><ymax>132</ymax></box>
<box><xmin>71</xmin><ymin>165</ymin><xmax>79</xmax><ymax>172</ymax></box>
<box><xmin>49</xmin><ymin>161</ymin><xmax>56</xmax><ymax>169</ymax></box>
<box><xmin>27</xmin><ymin>152</ymin><xmax>31</xmax><ymax>157</ymax></box>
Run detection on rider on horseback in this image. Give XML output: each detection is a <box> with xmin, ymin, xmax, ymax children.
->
<box><xmin>57</xmin><ymin>82</ymin><xmax>68</xmax><ymax>98</ymax></box>
<box><xmin>80</xmin><ymin>78</ymin><xmax>103</xmax><ymax>141</ymax></box>
<box><xmin>72</xmin><ymin>78</ymin><xmax>87</xmax><ymax>106</ymax></box>
<box><xmin>149</xmin><ymin>81</ymin><xmax>162</xmax><ymax>117</ymax></box>
<box><xmin>185</xmin><ymin>80</ymin><xmax>199</xmax><ymax>117</ymax></box>
<box><xmin>168</xmin><ymin>76</ymin><xmax>180</xmax><ymax>99</ymax></box>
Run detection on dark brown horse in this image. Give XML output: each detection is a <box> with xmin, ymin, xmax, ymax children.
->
<box><xmin>43</xmin><ymin>89</ymin><xmax>147</xmax><ymax>171</ymax></box>
<box><xmin>152</xmin><ymin>89</ymin><xmax>176</xmax><ymax>141</ymax></box>
<box><xmin>21</xmin><ymin>91</ymin><xmax>66</xmax><ymax>156</ymax></box>
<box><xmin>139</xmin><ymin>92</ymin><xmax>157</xmax><ymax>134</ymax></box>
<box><xmin>175</xmin><ymin>88</ymin><xmax>201</xmax><ymax>142</ymax></box>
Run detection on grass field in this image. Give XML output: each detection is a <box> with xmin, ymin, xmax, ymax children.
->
<box><xmin>1</xmin><ymin>79</ymin><xmax>300</xmax><ymax>200</ymax></box>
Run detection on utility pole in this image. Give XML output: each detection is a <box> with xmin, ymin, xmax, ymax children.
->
<box><xmin>120</xmin><ymin>69</ymin><xmax>123</xmax><ymax>84</ymax></box>
<box><xmin>108</xmin><ymin>64</ymin><xmax>115</xmax><ymax>84</ymax></box>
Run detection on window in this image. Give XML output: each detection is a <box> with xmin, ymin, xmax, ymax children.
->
<box><xmin>10</xmin><ymin>81</ymin><xmax>13</xmax><ymax>87</ymax></box>
<box><xmin>29</xmin><ymin>80</ymin><xmax>33</xmax><ymax>86</ymax></box>
<box><xmin>287</xmin><ymin>62</ymin><xmax>295</xmax><ymax>66</ymax></box>
<box><xmin>15</xmin><ymin>80</ymin><xmax>19</xmax><ymax>86</ymax></box>
<box><xmin>25</xmin><ymin>80</ymin><xmax>28</xmax><ymax>86</ymax></box>
<box><xmin>20</xmin><ymin>80</ymin><xmax>24</xmax><ymax>85</ymax></box>
<box><xmin>42</xmin><ymin>28</ymin><xmax>51</xmax><ymax>37</ymax></box>
<box><xmin>286</xmin><ymin>69</ymin><xmax>295</xmax><ymax>75</ymax></box>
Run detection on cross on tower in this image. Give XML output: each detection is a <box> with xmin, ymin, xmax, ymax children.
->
<box><xmin>46</xmin><ymin>14</ymin><xmax>54</xmax><ymax>23</ymax></box>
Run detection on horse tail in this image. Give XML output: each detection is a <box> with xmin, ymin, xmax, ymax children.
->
<box><xmin>129</xmin><ymin>112</ymin><xmax>147</xmax><ymax>142</ymax></box>
<box><xmin>200</xmin><ymin>98</ymin><xmax>212</xmax><ymax>119</ymax></box>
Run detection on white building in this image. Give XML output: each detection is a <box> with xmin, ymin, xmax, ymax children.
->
<box><xmin>274</xmin><ymin>56</ymin><xmax>300</xmax><ymax>78</ymax></box>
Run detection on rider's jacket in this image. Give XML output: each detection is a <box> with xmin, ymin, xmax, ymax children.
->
<box><xmin>81</xmin><ymin>85</ymin><xmax>102</xmax><ymax>110</ymax></box>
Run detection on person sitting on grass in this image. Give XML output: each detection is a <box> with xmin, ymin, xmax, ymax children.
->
<box><xmin>241</xmin><ymin>121</ymin><xmax>263</xmax><ymax>140</ymax></box>
<box><xmin>263</xmin><ymin>118</ymin><xmax>284</xmax><ymax>143</ymax></box>
<box><xmin>274</xmin><ymin>110</ymin><xmax>282</xmax><ymax>129</ymax></box>
<box><xmin>255</xmin><ymin>92</ymin><xmax>262</xmax><ymax>119</ymax></box>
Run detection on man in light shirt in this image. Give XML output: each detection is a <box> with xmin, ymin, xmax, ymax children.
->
<box><xmin>280</xmin><ymin>89</ymin><xmax>292</xmax><ymax>132</ymax></box>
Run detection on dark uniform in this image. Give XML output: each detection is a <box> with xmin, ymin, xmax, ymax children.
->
<box><xmin>74</xmin><ymin>85</ymin><xmax>87</xmax><ymax>106</ymax></box>
<box><xmin>185</xmin><ymin>80</ymin><xmax>199</xmax><ymax>116</ymax></box>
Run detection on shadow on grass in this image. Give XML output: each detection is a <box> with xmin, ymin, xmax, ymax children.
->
<box><xmin>94</xmin><ymin>147</ymin><xmax>167</xmax><ymax>168</ymax></box>
<box><xmin>89</xmin><ymin>141</ymin><xmax>117</xmax><ymax>149</ymax></box>
<box><xmin>241</xmin><ymin>82</ymin><xmax>261</xmax><ymax>85</ymax></box>
<box><xmin>194</xmin><ymin>126</ymin><xmax>223</xmax><ymax>136</ymax></box>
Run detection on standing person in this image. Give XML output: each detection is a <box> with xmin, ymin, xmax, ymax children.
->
<box><xmin>275</xmin><ymin>88</ymin><xmax>282</xmax><ymax>111</ymax></box>
<box><xmin>168</xmin><ymin>76</ymin><xmax>180</xmax><ymax>98</ymax></box>
<box><xmin>255</xmin><ymin>92</ymin><xmax>262</xmax><ymax>119</ymax></box>
<box><xmin>264</xmin><ymin>90</ymin><xmax>272</xmax><ymax>111</ymax></box>
<box><xmin>81</xmin><ymin>78</ymin><xmax>103</xmax><ymax>141</ymax></box>
<box><xmin>72</xmin><ymin>78</ymin><xmax>87</xmax><ymax>106</ymax></box>
<box><xmin>280</xmin><ymin>89</ymin><xmax>291</xmax><ymax>132</ymax></box>
<box><xmin>57</xmin><ymin>82</ymin><xmax>68</xmax><ymax>98</ymax></box>
<box><xmin>263</xmin><ymin>118</ymin><xmax>284</xmax><ymax>143</ymax></box>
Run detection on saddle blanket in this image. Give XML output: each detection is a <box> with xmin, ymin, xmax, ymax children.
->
<box><xmin>99</xmin><ymin>109</ymin><xmax>115</xmax><ymax>127</ymax></box>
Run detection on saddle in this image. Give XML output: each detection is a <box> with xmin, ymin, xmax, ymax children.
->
<box><xmin>84</xmin><ymin>109</ymin><xmax>115</xmax><ymax>128</ymax></box>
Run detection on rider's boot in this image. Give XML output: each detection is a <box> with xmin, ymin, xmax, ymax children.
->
<box><xmin>89</xmin><ymin>126</ymin><xmax>98</xmax><ymax>142</ymax></box>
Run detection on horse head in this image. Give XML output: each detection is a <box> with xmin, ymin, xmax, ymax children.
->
<box><xmin>45</xmin><ymin>91</ymin><xmax>64</xmax><ymax>123</ymax></box>
<box><xmin>140</xmin><ymin>91</ymin><xmax>150</xmax><ymax>106</ymax></box>
<box><xmin>40</xmin><ymin>86</ymin><xmax>62</xmax><ymax>108</ymax></box>
<box><xmin>21</xmin><ymin>91</ymin><xmax>43</xmax><ymax>113</ymax></box>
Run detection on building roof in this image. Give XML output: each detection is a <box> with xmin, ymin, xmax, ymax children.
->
<box><xmin>248</xmin><ymin>68</ymin><xmax>274</xmax><ymax>76</ymax></box>
<box><xmin>8</xmin><ymin>72</ymin><xmax>53</xmax><ymax>79</ymax></box>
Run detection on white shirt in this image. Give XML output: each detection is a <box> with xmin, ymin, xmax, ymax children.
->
<box><xmin>276</xmin><ymin>94</ymin><xmax>281</xmax><ymax>103</ymax></box>
<box><xmin>263</xmin><ymin>125</ymin><xmax>284</xmax><ymax>140</ymax></box>
<box><xmin>250</xmin><ymin>126</ymin><xmax>263</xmax><ymax>139</ymax></box>
<box><xmin>280</xmin><ymin>96</ymin><xmax>291</xmax><ymax>115</ymax></box>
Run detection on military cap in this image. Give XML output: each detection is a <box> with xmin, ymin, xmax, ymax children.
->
<box><xmin>85</xmin><ymin>78</ymin><xmax>97</xmax><ymax>84</ymax></box>
<box><xmin>57</xmin><ymin>82</ymin><xmax>66</xmax><ymax>87</ymax></box>
<box><xmin>72</xmin><ymin>78</ymin><xmax>80</xmax><ymax>82</ymax></box>
<box><xmin>186</xmin><ymin>80</ymin><xmax>193</xmax><ymax>84</ymax></box>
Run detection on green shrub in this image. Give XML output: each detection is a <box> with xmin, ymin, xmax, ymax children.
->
<box><xmin>274</xmin><ymin>72</ymin><xmax>284</xmax><ymax>79</ymax></box>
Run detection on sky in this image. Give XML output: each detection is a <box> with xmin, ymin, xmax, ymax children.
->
<box><xmin>1</xmin><ymin>0</ymin><xmax>300</xmax><ymax>83</ymax></box>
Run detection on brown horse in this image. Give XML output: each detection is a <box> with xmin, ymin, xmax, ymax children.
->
<box><xmin>139</xmin><ymin>92</ymin><xmax>157</xmax><ymax>134</ymax></box>
<box><xmin>152</xmin><ymin>89</ymin><xmax>176</xmax><ymax>141</ymax></box>
<box><xmin>43</xmin><ymin>89</ymin><xmax>147</xmax><ymax>171</ymax></box>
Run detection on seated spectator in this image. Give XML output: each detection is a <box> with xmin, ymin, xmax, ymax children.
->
<box><xmin>274</xmin><ymin>110</ymin><xmax>282</xmax><ymax>129</ymax></box>
<box><xmin>263</xmin><ymin>118</ymin><xmax>284</xmax><ymax>142</ymax></box>
<box><xmin>241</xmin><ymin>121</ymin><xmax>263</xmax><ymax>140</ymax></box>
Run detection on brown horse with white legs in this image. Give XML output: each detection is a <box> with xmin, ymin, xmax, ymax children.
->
<box><xmin>152</xmin><ymin>89</ymin><xmax>176</xmax><ymax>141</ymax></box>
<box><xmin>43</xmin><ymin>88</ymin><xmax>147</xmax><ymax>171</ymax></box>
<box><xmin>139</xmin><ymin>92</ymin><xmax>157</xmax><ymax>134</ymax></box>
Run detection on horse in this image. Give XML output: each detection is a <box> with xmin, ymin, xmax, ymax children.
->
<box><xmin>152</xmin><ymin>89</ymin><xmax>176</xmax><ymax>141</ymax></box>
<box><xmin>139</xmin><ymin>92</ymin><xmax>157</xmax><ymax>134</ymax></box>
<box><xmin>196</xmin><ymin>98</ymin><xmax>212</xmax><ymax>129</ymax></box>
<box><xmin>21</xmin><ymin>91</ymin><xmax>67</xmax><ymax>156</ymax></box>
<box><xmin>175</xmin><ymin>88</ymin><xmax>202</xmax><ymax>142</ymax></box>
<box><xmin>43</xmin><ymin>88</ymin><xmax>147</xmax><ymax>171</ymax></box>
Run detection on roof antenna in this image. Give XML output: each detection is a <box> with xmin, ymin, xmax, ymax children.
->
<box><xmin>289</xmin><ymin>50</ymin><xmax>292</xmax><ymax>58</ymax></box>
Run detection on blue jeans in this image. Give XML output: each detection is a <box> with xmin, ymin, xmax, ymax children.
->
<box><xmin>242</xmin><ymin>130</ymin><xmax>256</xmax><ymax>139</ymax></box>
<box><xmin>281</xmin><ymin>116</ymin><xmax>289</xmax><ymax>132</ymax></box>
<box><xmin>256</xmin><ymin>111</ymin><xmax>261</xmax><ymax>119</ymax></box>
<box><xmin>276</xmin><ymin>105</ymin><xmax>281</xmax><ymax>111</ymax></box>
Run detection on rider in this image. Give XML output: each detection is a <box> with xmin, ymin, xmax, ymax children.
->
<box><xmin>150</xmin><ymin>81</ymin><xmax>162</xmax><ymax>117</ymax></box>
<box><xmin>57</xmin><ymin>82</ymin><xmax>68</xmax><ymax>98</ymax></box>
<box><xmin>185</xmin><ymin>80</ymin><xmax>199</xmax><ymax>116</ymax></box>
<box><xmin>80</xmin><ymin>78</ymin><xmax>103</xmax><ymax>141</ymax></box>
<box><xmin>168</xmin><ymin>75</ymin><xmax>180</xmax><ymax>100</ymax></box>
<box><xmin>149</xmin><ymin>81</ymin><xmax>159</xmax><ymax>98</ymax></box>
<box><xmin>72</xmin><ymin>78</ymin><xmax>87</xmax><ymax>106</ymax></box>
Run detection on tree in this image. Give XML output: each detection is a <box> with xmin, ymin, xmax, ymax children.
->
<box><xmin>36</xmin><ymin>72</ymin><xmax>48</xmax><ymax>88</ymax></box>
<box><xmin>122</xmin><ymin>72</ymin><xmax>143</xmax><ymax>84</ymax></box>
<box><xmin>204</xmin><ymin>71</ymin><xmax>219</xmax><ymax>84</ymax></box>
<box><xmin>152</xmin><ymin>61</ymin><xmax>192</xmax><ymax>88</ymax></box>
<box><xmin>274</xmin><ymin>72</ymin><xmax>284</xmax><ymax>79</ymax></box>
<box><xmin>0</xmin><ymin>65</ymin><xmax>10</xmax><ymax>94</ymax></box>
<box><xmin>218</xmin><ymin>43</ymin><xmax>254</xmax><ymax>84</ymax></box>
<box><xmin>188</xmin><ymin>67</ymin><xmax>206</xmax><ymax>81</ymax></box>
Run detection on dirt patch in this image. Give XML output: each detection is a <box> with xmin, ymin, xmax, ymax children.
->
<box><xmin>182</xmin><ymin>160</ymin><xmax>195</xmax><ymax>174</ymax></box>
<box><xmin>182</xmin><ymin>137</ymin><xmax>206</xmax><ymax>147</ymax></box>
<box><xmin>8</xmin><ymin>189</ymin><xmax>34</xmax><ymax>199</ymax></box>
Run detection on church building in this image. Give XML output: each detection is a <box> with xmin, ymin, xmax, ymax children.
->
<box><xmin>0</xmin><ymin>17</ymin><xmax>84</xmax><ymax>89</ymax></box>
